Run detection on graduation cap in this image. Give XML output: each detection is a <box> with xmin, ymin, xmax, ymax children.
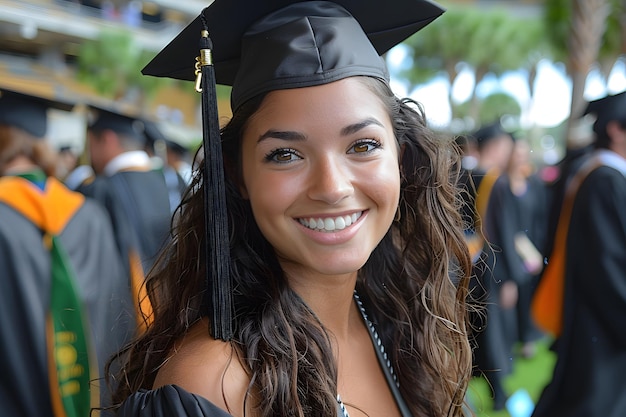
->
<box><xmin>583</xmin><ymin>90</ymin><xmax>626</xmax><ymax>138</ymax></box>
<box><xmin>0</xmin><ymin>87</ymin><xmax>74</xmax><ymax>138</ymax></box>
<box><xmin>472</xmin><ymin>121</ymin><xmax>514</xmax><ymax>150</ymax></box>
<box><xmin>141</xmin><ymin>0</ymin><xmax>445</xmax><ymax>340</ymax></box>
<box><xmin>86</xmin><ymin>105</ymin><xmax>147</xmax><ymax>144</ymax></box>
<box><xmin>142</xmin><ymin>119</ymin><xmax>166</xmax><ymax>145</ymax></box>
<box><xmin>142</xmin><ymin>0</ymin><xmax>444</xmax><ymax>111</ymax></box>
<box><xmin>165</xmin><ymin>138</ymin><xmax>190</xmax><ymax>157</ymax></box>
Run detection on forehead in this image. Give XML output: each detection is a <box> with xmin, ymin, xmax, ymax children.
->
<box><xmin>246</xmin><ymin>77</ymin><xmax>390</xmax><ymax>131</ymax></box>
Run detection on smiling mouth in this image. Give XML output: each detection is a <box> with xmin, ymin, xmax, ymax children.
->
<box><xmin>297</xmin><ymin>211</ymin><xmax>363</xmax><ymax>232</ymax></box>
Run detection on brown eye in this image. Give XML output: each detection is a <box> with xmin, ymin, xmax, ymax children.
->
<box><xmin>353</xmin><ymin>143</ymin><xmax>370</xmax><ymax>153</ymax></box>
<box><xmin>349</xmin><ymin>139</ymin><xmax>381</xmax><ymax>154</ymax></box>
<box><xmin>264</xmin><ymin>148</ymin><xmax>302</xmax><ymax>163</ymax></box>
<box><xmin>275</xmin><ymin>151</ymin><xmax>293</xmax><ymax>162</ymax></box>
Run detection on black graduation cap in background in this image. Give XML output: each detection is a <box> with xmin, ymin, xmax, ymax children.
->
<box><xmin>142</xmin><ymin>119</ymin><xmax>166</xmax><ymax>145</ymax></box>
<box><xmin>472</xmin><ymin>121</ymin><xmax>514</xmax><ymax>150</ymax></box>
<box><xmin>0</xmin><ymin>87</ymin><xmax>74</xmax><ymax>138</ymax></box>
<box><xmin>87</xmin><ymin>104</ymin><xmax>147</xmax><ymax>144</ymax></box>
<box><xmin>142</xmin><ymin>119</ymin><xmax>189</xmax><ymax>159</ymax></box>
<box><xmin>584</xmin><ymin>90</ymin><xmax>626</xmax><ymax>137</ymax></box>
<box><xmin>141</xmin><ymin>0</ymin><xmax>445</xmax><ymax>340</ymax></box>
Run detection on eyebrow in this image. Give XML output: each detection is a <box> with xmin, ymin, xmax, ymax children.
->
<box><xmin>257</xmin><ymin>117</ymin><xmax>385</xmax><ymax>143</ymax></box>
<box><xmin>340</xmin><ymin>117</ymin><xmax>385</xmax><ymax>136</ymax></box>
<box><xmin>257</xmin><ymin>130</ymin><xmax>306</xmax><ymax>143</ymax></box>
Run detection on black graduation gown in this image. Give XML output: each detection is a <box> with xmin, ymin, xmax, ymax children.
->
<box><xmin>117</xmin><ymin>386</ymin><xmax>248</xmax><ymax>417</ymax></box>
<box><xmin>78</xmin><ymin>168</ymin><xmax>182</xmax><ymax>275</ymax></box>
<box><xmin>532</xmin><ymin>164</ymin><xmax>626</xmax><ymax>417</ymax></box>
<box><xmin>462</xmin><ymin>168</ymin><xmax>512</xmax><ymax>405</ymax></box>
<box><xmin>0</xmin><ymin>178</ymin><xmax>128</xmax><ymax>416</ymax></box>
<box><xmin>544</xmin><ymin>146</ymin><xmax>593</xmax><ymax>258</ymax></box>
<box><xmin>486</xmin><ymin>173</ymin><xmax>548</xmax><ymax>344</ymax></box>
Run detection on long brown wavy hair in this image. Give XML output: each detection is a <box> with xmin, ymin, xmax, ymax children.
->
<box><xmin>109</xmin><ymin>77</ymin><xmax>473</xmax><ymax>416</ymax></box>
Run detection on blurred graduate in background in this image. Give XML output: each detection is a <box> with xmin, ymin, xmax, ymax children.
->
<box><xmin>76</xmin><ymin>106</ymin><xmax>186</xmax><ymax>337</ymax></box>
<box><xmin>532</xmin><ymin>91</ymin><xmax>626</xmax><ymax>417</ymax></box>
<box><xmin>0</xmin><ymin>87</ymin><xmax>127</xmax><ymax>416</ymax></box>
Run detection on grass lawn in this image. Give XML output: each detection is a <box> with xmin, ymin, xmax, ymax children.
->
<box><xmin>466</xmin><ymin>338</ymin><xmax>557</xmax><ymax>417</ymax></box>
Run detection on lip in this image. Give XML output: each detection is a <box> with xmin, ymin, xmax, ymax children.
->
<box><xmin>294</xmin><ymin>209</ymin><xmax>368</xmax><ymax>245</ymax></box>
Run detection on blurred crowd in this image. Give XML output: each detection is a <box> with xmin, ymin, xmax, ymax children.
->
<box><xmin>458</xmin><ymin>91</ymin><xmax>626</xmax><ymax>416</ymax></box>
<box><xmin>0</xmin><ymin>88</ymin><xmax>195</xmax><ymax>416</ymax></box>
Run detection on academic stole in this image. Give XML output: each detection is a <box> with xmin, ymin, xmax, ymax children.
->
<box><xmin>531</xmin><ymin>156</ymin><xmax>604</xmax><ymax>337</ymax></box>
<box><xmin>466</xmin><ymin>168</ymin><xmax>500</xmax><ymax>262</ymax></box>
<box><xmin>107</xmin><ymin>172</ymin><xmax>153</xmax><ymax>331</ymax></box>
<box><xmin>0</xmin><ymin>173</ymin><xmax>96</xmax><ymax>417</ymax></box>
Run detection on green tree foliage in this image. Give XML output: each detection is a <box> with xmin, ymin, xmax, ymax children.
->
<box><xmin>453</xmin><ymin>92</ymin><xmax>521</xmax><ymax>125</ymax></box>
<box><xmin>77</xmin><ymin>29</ymin><xmax>170</xmax><ymax>103</ymax></box>
<box><xmin>401</xmin><ymin>6</ymin><xmax>551</xmax><ymax>124</ymax></box>
<box><xmin>479</xmin><ymin>92</ymin><xmax>522</xmax><ymax>124</ymax></box>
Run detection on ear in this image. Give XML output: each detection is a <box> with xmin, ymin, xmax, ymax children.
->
<box><xmin>101</xmin><ymin>129</ymin><xmax>119</xmax><ymax>144</ymax></box>
<box><xmin>606</xmin><ymin>120</ymin><xmax>626</xmax><ymax>146</ymax></box>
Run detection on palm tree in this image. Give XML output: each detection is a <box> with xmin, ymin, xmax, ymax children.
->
<box><xmin>544</xmin><ymin>0</ymin><xmax>618</xmax><ymax>142</ymax></box>
<box><xmin>568</xmin><ymin>0</ymin><xmax>610</xmax><ymax>120</ymax></box>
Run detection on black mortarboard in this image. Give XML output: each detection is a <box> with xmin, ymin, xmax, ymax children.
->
<box><xmin>141</xmin><ymin>0</ymin><xmax>445</xmax><ymax>340</ymax></box>
<box><xmin>0</xmin><ymin>88</ymin><xmax>74</xmax><ymax>138</ymax></box>
<box><xmin>165</xmin><ymin>139</ymin><xmax>190</xmax><ymax>157</ymax></box>
<box><xmin>583</xmin><ymin>90</ymin><xmax>626</xmax><ymax>137</ymax></box>
<box><xmin>472</xmin><ymin>121</ymin><xmax>513</xmax><ymax>150</ymax></box>
<box><xmin>141</xmin><ymin>119</ymin><xmax>190</xmax><ymax>157</ymax></box>
<box><xmin>87</xmin><ymin>105</ymin><xmax>147</xmax><ymax>144</ymax></box>
<box><xmin>142</xmin><ymin>119</ymin><xmax>166</xmax><ymax>145</ymax></box>
<box><xmin>142</xmin><ymin>0</ymin><xmax>444</xmax><ymax>111</ymax></box>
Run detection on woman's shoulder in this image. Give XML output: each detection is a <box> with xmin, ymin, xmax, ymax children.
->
<box><xmin>151</xmin><ymin>318</ymin><xmax>250</xmax><ymax>417</ymax></box>
<box><xmin>117</xmin><ymin>385</ymin><xmax>234</xmax><ymax>417</ymax></box>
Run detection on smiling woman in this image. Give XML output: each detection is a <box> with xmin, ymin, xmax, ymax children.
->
<box><xmin>107</xmin><ymin>2</ymin><xmax>474</xmax><ymax>417</ymax></box>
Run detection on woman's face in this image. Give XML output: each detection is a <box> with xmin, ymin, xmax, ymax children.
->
<box><xmin>509</xmin><ymin>140</ymin><xmax>530</xmax><ymax>171</ymax></box>
<box><xmin>240</xmin><ymin>78</ymin><xmax>400</xmax><ymax>280</ymax></box>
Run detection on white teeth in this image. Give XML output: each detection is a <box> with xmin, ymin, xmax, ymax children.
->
<box><xmin>298</xmin><ymin>211</ymin><xmax>362</xmax><ymax>232</ymax></box>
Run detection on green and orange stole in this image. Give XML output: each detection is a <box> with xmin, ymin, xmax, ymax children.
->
<box><xmin>531</xmin><ymin>157</ymin><xmax>603</xmax><ymax>338</ymax></box>
<box><xmin>0</xmin><ymin>173</ymin><xmax>95</xmax><ymax>417</ymax></box>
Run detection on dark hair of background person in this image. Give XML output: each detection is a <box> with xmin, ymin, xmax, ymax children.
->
<box><xmin>0</xmin><ymin>125</ymin><xmax>57</xmax><ymax>176</ymax></box>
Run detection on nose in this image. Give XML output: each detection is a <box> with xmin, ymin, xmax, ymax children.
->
<box><xmin>307</xmin><ymin>156</ymin><xmax>354</xmax><ymax>205</ymax></box>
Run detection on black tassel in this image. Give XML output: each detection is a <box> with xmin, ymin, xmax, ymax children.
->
<box><xmin>197</xmin><ymin>14</ymin><xmax>232</xmax><ymax>341</ymax></box>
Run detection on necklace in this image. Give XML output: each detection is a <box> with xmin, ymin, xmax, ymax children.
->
<box><xmin>337</xmin><ymin>395</ymin><xmax>372</xmax><ymax>417</ymax></box>
<box><xmin>336</xmin><ymin>293</ymin><xmax>401</xmax><ymax>417</ymax></box>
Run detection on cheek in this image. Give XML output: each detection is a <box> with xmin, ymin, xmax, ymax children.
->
<box><xmin>247</xmin><ymin>172</ymin><xmax>297</xmax><ymax>208</ymax></box>
<box><xmin>241</xmin><ymin>158</ymin><xmax>299</xmax><ymax>225</ymax></box>
<box><xmin>377</xmin><ymin>171</ymin><xmax>401</xmax><ymax>209</ymax></box>
<box><xmin>355</xmin><ymin>159</ymin><xmax>401</xmax><ymax>212</ymax></box>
